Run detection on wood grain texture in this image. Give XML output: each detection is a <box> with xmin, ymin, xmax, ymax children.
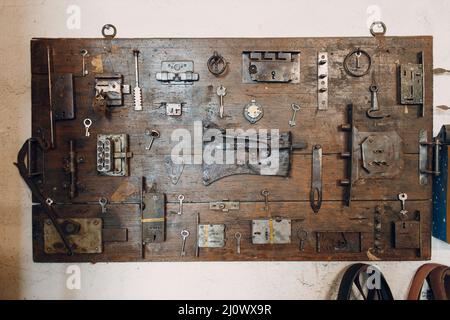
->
<box><xmin>30</xmin><ymin>36</ymin><xmax>433</xmax><ymax>262</ymax></box>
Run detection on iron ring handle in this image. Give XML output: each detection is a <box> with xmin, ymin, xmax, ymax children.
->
<box><xmin>102</xmin><ymin>24</ymin><xmax>117</xmax><ymax>39</ymax></box>
<box><xmin>370</xmin><ymin>21</ymin><xmax>387</xmax><ymax>37</ymax></box>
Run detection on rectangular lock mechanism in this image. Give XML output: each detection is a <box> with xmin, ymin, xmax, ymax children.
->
<box><xmin>96</xmin><ymin>134</ymin><xmax>132</xmax><ymax>177</ymax></box>
<box><xmin>164</xmin><ymin>102</ymin><xmax>183</xmax><ymax>116</ymax></box>
<box><xmin>94</xmin><ymin>73</ymin><xmax>130</xmax><ymax>106</ymax></box>
<box><xmin>400</xmin><ymin>64</ymin><xmax>424</xmax><ymax>105</ymax></box>
<box><xmin>242</xmin><ymin>51</ymin><xmax>300</xmax><ymax>83</ymax></box>
<box><xmin>142</xmin><ymin>193</ymin><xmax>166</xmax><ymax>244</ymax></box>
<box><xmin>252</xmin><ymin>218</ymin><xmax>291</xmax><ymax>244</ymax></box>
<box><xmin>156</xmin><ymin>61</ymin><xmax>199</xmax><ymax>85</ymax></box>
<box><xmin>198</xmin><ymin>224</ymin><xmax>225</xmax><ymax>248</ymax></box>
<box><xmin>44</xmin><ymin>218</ymin><xmax>102</xmax><ymax>254</ymax></box>
<box><xmin>394</xmin><ymin>221</ymin><xmax>421</xmax><ymax>249</ymax></box>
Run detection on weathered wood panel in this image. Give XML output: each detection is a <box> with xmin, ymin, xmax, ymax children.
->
<box><xmin>29</xmin><ymin>36</ymin><xmax>433</xmax><ymax>262</ymax></box>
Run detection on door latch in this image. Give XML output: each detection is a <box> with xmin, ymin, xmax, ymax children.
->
<box><xmin>419</xmin><ymin>129</ymin><xmax>441</xmax><ymax>185</ymax></box>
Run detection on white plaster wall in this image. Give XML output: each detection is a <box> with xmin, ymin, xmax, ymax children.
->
<box><xmin>0</xmin><ymin>0</ymin><xmax>450</xmax><ymax>300</ymax></box>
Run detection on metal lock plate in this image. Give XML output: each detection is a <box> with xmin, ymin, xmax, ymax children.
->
<box><xmin>242</xmin><ymin>51</ymin><xmax>300</xmax><ymax>83</ymax></box>
<box><xmin>243</xmin><ymin>99</ymin><xmax>264</xmax><ymax>124</ymax></box>
<box><xmin>252</xmin><ymin>218</ymin><xmax>291</xmax><ymax>244</ymax></box>
<box><xmin>44</xmin><ymin>218</ymin><xmax>102</xmax><ymax>254</ymax></box>
<box><xmin>198</xmin><ymin>224</ymin><xmax>226</xmax><ymax>248</ymax></box>
<box><xmin>142</xmin><ymin>193</ymin><xmax>165</xmax><ymax>244</ymax></box>
<box><xmin>96</xmin><ymin>134</ymin><xmax>131</xmax><ymax>177</ymax></box>
<box><xmin>156</xmin><ymin>61</ymin><xmax>199</xmax><ymax>85</ymax></box>
<box><xmin>209</xmin><ymin>201</ymin><xmax>240</xmax><ymax>212</ymax></box>
<box><xmin>400</xmin><ymin>64</ymin><xmax>424</xmax><ymax>105</ymax></box>
<box><xmin>360</xmin><ymin>133</ymin><xmax>402</xmax><ymax>177</ymax></box>
<box><xmin>358</xmin><ymin>131</ymin><xmax>403</xmax><ymax>180</ymax></box>
<box><xmin>94</xmin><ymin>73</ymin><xmax>130</xmax><ymax>106</ymax></box>
<box><xmin>316</xmin><ymin>232</ymin><xmax>362</xmax><ymax>253</ymax></box>
<box><xmin>394</xmin><ymin>221</ymin><xmax>420</xmax><ymax>249</ymax></box>
<box><xmin>164</xmin><ymin>103</ymin><xmax>183</xmax><ymax>116</ymax></box>
<box><xmin>52</xmin><ymin>73</ymin><xmax>74</xmax><ymax>120</ymax></box>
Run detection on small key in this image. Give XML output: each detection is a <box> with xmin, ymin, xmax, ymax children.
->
<box><xmin>145</xmin><ymin>129</ymin><xmax>160</xmax><ymax>150</ymax></box>
<box><xmin>180</xmin><ymin>229</ymin><xmax>190</xmax><ymax>257</ymax></box>
<box><xmin>83</xmin><ymin>118</ymin><xmax>92</xmax><ymax>137</ymax></box>
<box><xmin>297</xmin><ymin>230</ymin><xmax>308</xmax><ymax>252</ymax></box>
<box><xmin>261</xmin><ymin>189</ymin><xmax>270</xmax><ymax>211</ymax></box>
<box><xmin>177</xmin><ymin>194</ymin><xmax>185</xmax><ymax>215</ymax></box>
<box><xmin>99</xmin><ymin>197</ymin><xmax>108</xmax><ymax>214</ymax></box>
<box><xmin>398</xmin><ymin>193</ymin><xmax>408</xmax><ymax>217</ymax></box>
<box><xmin>289</xmin><ymin>104</ymin><xmax>300</xmax><ymax>127</ymax></box>
<box><xmin>234</xmin><ymin>232</ymin><xmax>242</xmax><ymax>255</ymax></box>
<box><xmin>216</xmin><ymin>85</ymin><xmax>227</xmax><ymax>119</ymax></box>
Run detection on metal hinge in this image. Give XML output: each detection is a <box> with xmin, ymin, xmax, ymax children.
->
<box><xmin>419</xmin><ymin>129</ymin><xmax>441</xmax><ymax>185</ymax></box>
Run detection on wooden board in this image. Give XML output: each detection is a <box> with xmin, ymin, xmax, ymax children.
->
<box><xmin>29</xmin><ymin>36</ymin><xmax>433</xmax><ymax>262</ymax></box>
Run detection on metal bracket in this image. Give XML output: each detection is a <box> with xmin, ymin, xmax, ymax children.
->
<box><xmin>419</xmin><ymin>129</ymin><xmax>441</xmax><ymax>185</ymax></box>
<box><xmin>94</xmin><ymin>73</ymin><xmax>131</xmax><ymax>107</ymax></box>
<box><xmin>156</xmin><ymin>61</ymin><xmax>199</xmax><ymax>85</ymax></box>
<box><xmin>242</xmin><ymin>51</ymin><xmax>300</xmax><ymax>83</ymax></box>
<box><xmin>96</xmin><ymin>134</ymin><xmax>132</xmax><ymax>177</ymax></box>
<box><xmin>209</xmin><ymin>201</ymin><xmax>240</xmax><ymax>212</ymax></box>
<box><xmin>317</xmin><ymin>52</ymin><xmax>328</xmax><ymax>110</ymax></box>
<box><xmin>310</xmin><ymin>145</ymin><xmax>323</xmax><ymax>213</ymax></box>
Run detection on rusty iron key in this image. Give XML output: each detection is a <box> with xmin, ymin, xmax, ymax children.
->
<box><xmin>234</xmin><ymin>232</ymin><xmax>242</xmax><ymax>254</ymax></box>
<box><xmin>216</xmin><ymin>85</ymin><xmax>227</xmax><ymax>118</ymax></box>
<box><xmin>177</xmin><ymin>194</ymin><xmax>185</xmax><ymax>215</ymax></box>
<box><xmin>180</xmin><ymin>229</ymin><xmax>190</xmax><ymax>257</ymax></box>
<box><xmin>83</xmin><ymin>118</ymin><xmax>92</xmax><ymax>137</ymax></box>
<box><xmin>289</xmin><ymin>104</ymin><xmax>300</xmax><ymax>127</ymax></box>
<box><xmin>145</xmin><ymin>129</ymin><xmax>160</xmax><ymax>150</ymax></box>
